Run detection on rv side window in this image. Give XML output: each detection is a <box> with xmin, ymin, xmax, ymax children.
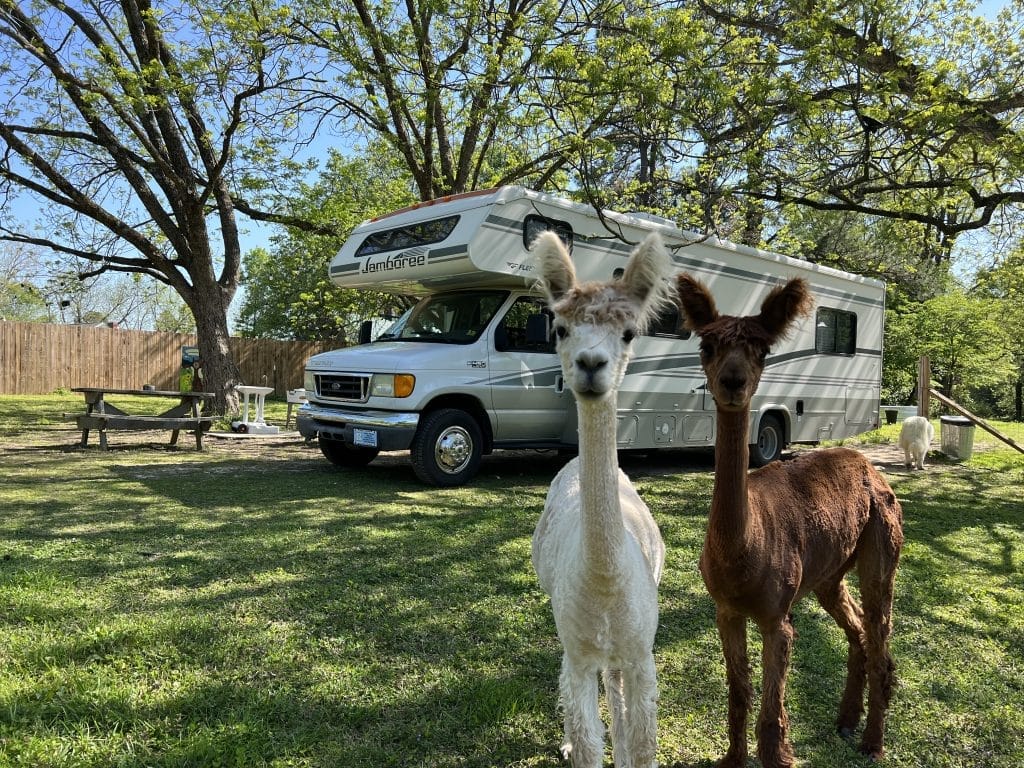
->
<box><xmin>815</xmin><ymin>308</ymin><xmax>857</xmax><ymax>355</ymax></box>
<box><xmin>494</xmin><ymin>296</ymin><xmax>556</xmax><ymax>354</ymax></box>
<box><xmin>524</xmin><ymin>214</ymin><xmax>573</xmax><ymax>251</ymax></box>
<box><xmin>646</xmin><ymin>304</ymin><xmax>690</xmax><ymax>340</ymax></box>
<box><xmin>355</xmin><ymin>215</ymin><xmax>460</xmax><ymax>257</ymax></box>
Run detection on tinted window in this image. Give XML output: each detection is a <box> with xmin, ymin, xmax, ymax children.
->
<box><xmin>355</xmin><ymin>215</ymin><xmax>460</xmax><ymax>256</ymax></box>
<box><xmin>524</xmin><ymin>214</ymin><xmax>573</xmax><ymax>251</ymax></box>
<box><xmin>815</xmin><ymin>308</ymin><xmax>857</xmax><ymax>354</ymax></box>
<box><xmin>494</xmin><ymin>296</ymin><xmax>556</xmax><ymax>353</ymax></box>
<box><xmin>646</xmin><ymin>304</ymin><xmax>690</xmax><ymax>339</ymax></box>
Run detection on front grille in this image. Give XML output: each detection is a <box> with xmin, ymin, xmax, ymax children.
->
<box><xmin>316</xmin><ymin>374</ymin><xmax>369</xmax><ymax>402</ymax></box>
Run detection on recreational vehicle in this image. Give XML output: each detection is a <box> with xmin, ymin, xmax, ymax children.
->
<box><xmin>297</xmin><ymin>186</ymin><xmax>885</xmax><ymax>486</ymax></box>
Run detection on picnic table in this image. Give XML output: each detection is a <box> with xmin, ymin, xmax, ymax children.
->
<box><xmin>67</xmin><ymin>387</ymin><xmax>215</xmax><ymax>450</ymax></box>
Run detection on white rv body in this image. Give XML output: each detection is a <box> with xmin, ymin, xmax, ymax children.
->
<box><xmin>298</xmin><ymin>186</ymin><xmax>885</xmax><ymax>486</ymax></box>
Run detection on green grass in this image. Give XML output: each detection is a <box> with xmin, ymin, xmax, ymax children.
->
<box><xmin>1</xmin><ymin>394</ymin><xmax>1022</xmax><ymax>767</ymax></box>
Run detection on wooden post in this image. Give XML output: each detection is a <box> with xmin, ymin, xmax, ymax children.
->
<box><xmin>917</xmin><ymin>356</ymin><xmax>930</xmax><ymax>417</ymax></box>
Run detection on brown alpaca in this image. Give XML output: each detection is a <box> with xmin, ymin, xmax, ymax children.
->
<box><xmin>676</xmin><ymin>274</ymin><xmax>903</xmax><ymax>768</ymax></box>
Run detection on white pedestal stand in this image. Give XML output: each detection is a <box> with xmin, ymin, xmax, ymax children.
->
<box><xmin>232</xmin><ymin>385</ymin><xmax>280</xmax><ymax>434</ymax></box>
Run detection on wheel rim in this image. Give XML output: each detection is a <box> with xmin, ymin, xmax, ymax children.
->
<box><xmin>435</xmin><ymin>426</ymin><xmax>473</xmax><ymax>474</ymax></box>
<box><xmin>758</xmin><ymin>424</ymin><xmax>779</xmax><ymax>460</ymax></box>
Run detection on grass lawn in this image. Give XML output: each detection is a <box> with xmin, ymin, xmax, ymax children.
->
<box><xmin>1</xmin><ymin>394</ymin><xmax>1022</xmax><ymax>767</ymax></box>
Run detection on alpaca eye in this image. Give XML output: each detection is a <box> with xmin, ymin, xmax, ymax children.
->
<box><xmin>622</xmin><ymin>329</ymin><xmax>635</xmax><ymax>344</ymax></box>
<box><xmin>555</xmin><ymin>325</ymin><xmax>568</xmax><ymax>340</ymax></box>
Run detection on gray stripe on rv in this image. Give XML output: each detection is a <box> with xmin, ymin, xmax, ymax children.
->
<box><xmin>481</xmin><ymin>347</ymin><xmax>881</xmax><ymax>388</ymax></box>
<box><xmin>482</xmin><ymin>212</ymin><xmax>882</xmax><ymax>308</ymax></box>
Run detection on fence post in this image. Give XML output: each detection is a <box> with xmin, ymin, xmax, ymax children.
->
<box><xmin>917</xmin><ymin>355</ymin><xmax>930</xmax><ymax>417</ymax></box>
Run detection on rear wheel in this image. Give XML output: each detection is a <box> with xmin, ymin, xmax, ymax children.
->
<box><xmin>750</xmin><ymin>414</ymin><xmax>784</xmax><ymax>467</ymax></box>
<box><xmin>319</xmin><ymin>436</ymin><xmax>379</xmax><ymax>467</ymax></box>
<box><xmin>410</xmin><ymin>408</ymin><xmax>483</xmax><ymax>486</ymax></box>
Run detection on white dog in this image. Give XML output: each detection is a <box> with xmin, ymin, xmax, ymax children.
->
<box><xmin>898</xmin><ymin>415</ymin><xmax>934</xmax><ymax>470</ymax></box>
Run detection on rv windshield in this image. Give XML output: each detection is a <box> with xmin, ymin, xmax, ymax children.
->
<box><xmin>376</xmin><ymin>291</ymin><xmax>509</xmax><ymax>344</ymax></box>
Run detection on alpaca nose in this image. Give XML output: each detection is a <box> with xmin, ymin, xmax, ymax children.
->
<box><xmin>575</xmin><ymin>352</ymin><xmax>608</xmax><ymax>376</ymax></box>
<box><xmin>721</xmin><ymin>370</ymin><xmax>747</xmax><ymax>393</ymax></box>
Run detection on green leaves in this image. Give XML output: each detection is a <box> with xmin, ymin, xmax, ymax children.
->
<box><xmin>236</xmin><ymin>149</ymin><xmax>416</xmax><ymax>341</ymax></box>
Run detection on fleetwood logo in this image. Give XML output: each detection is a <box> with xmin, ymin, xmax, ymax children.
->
<box><xmin>362</xmin><ymin>248</ymin><xmax>427</xmax><ymax>273</ymax></box>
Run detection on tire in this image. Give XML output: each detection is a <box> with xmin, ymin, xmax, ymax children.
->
<box><xmin>410</xmin><ymin>408</ymin><xmax>483</xmax><ymax>487</ymax></box>
<box><xmin>750</xmin><ymin>414</ymin><xmax>784</xmax><ymax>467</ymax></box>
<box><xmin>318</xmin><ymin>436</ymin><xmax>379</xmax><ymax>468</ymax></box>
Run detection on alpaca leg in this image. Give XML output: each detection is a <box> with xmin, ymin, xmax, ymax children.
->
<box><xmin>855</xmin><ymin>491</ymin><xmax>902</xmax><ymax>761</ymax></box>
<box><xmin>560</xmin><ymin>656</ymin><xmax>604</xmax><ymax>768</ymax></box>
<box><xmin>620</xmin><ymin>653</ymin><xmax>658</xmax><ymax>768</ymax></box>
<box><xmin>815</xmin><ymin>579</ymin><xmax>867</xmax><ymax>736</ymax></box>
<box><xmin>858</xmin><ymin>563</ymin><xmax>898</xmax><ymax>759</ymax></box>
<box><xmin>716</xmin><ymin>610</ymin><xmax>752</xmax><ymax>768</ymax></box>
<box><xmin>756</xmin><ymin>617</ymin><xmax>796</xmax><ymax>768</ymax></box>
<box><xmin>604</xmin><ymin>668</ymin><xmax>628</xmax><ymax>767</ymax></box>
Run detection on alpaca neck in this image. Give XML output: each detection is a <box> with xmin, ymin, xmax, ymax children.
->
<box><xmin>576</xmin><ymin>395</ymin><xmax>626</xmax><ymax>581</ymax></box>
<box><xmin>708</xmin><ymin>408</ymin><xmax>754</xmax><ymax>550</ymax></box>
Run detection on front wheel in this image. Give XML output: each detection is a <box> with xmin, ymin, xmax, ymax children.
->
<box><xmin>410</xmin><ymin>408</ymin><xmax>483</xmax><ymax>487</ymax></box>
<box><xmin>319</xmin><ymin>436</ymin><xmax>379</xmax><ymax>468</ymax></box>
<box><xmin>750</xmin><ymin>414</ymin><xmax>784</xmax><ymax>467</ymax></box>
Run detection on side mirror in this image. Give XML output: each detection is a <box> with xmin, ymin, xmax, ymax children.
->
<box><xmin>358</xmin><ymin>320</ymin><xmax>373</xmax><ymax>345</ymax></box>
<box><xmin>525</xmin><ymin>313</ymin><xmax>551</xmax><ymax>344</ymax></box>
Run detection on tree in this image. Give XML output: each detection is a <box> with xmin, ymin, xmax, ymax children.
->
<box><xmin>772</xmin><ymin>207</ymin><xmax>951</xmax><ymax>301</ymax></box>
<box><xmin>287</xmin><ymin>0</ymin><xmax>579</xmax><ymax>201</ymax></box>
<box><xmin>0</xmin><ymin>0</ymin><xmax>309</xmax><ymax>411</ymax></box>
<box><xmin>881</xmin><ymin>306</ymin><xmax>920</xmax><ymax>406</ymax></box>
<box><xmin>684</xmin><ymin>0</ymin><xmax>1024</xmax><ymax>254</ymax></box>
<box><xmin>975</xmin><ymin>245</ymin><xmax>1024</xmax><ymax>419</ymax></box>
<box><xmin>0</xmin><ymin>243</ymin><xmax>49</xmax><ymax>322</ymax></box>
<box><xmin>236</xmin><ymin>150</ymin><xmax>416</xmax><ymax>341</ymax></box>
<box><xmin>530</xmin><ymin>2</ymin><xmax>1024</xmax><ymax>256</ymax></box>
<box><xmin>899</xmin><ymin>290</ymin><xmax>1016</xmax><ymax>414</ymax></box>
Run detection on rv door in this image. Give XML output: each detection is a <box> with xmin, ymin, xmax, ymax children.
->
<box><xmin>487</xmin><ymin>295</ymin><xmax>569</xmax><ymax>442</ymax></box>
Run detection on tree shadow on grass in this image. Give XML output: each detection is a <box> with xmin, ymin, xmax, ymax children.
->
<box><xmin>2</xmin><ymin>443</ymin><xmax>577</xmax><ymax>766</ymax></box>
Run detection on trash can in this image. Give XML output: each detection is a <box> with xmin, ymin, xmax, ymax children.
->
<box><xmin>940</xmin><ymin>415</ymin><xmax>975</xmax><ymax>460</ymax></box>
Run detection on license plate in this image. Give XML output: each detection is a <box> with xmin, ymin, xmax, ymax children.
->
<box><xmin>353</xmin><ymin>428</ymin><xmax>378</xmax><ymax>447</ymax></box>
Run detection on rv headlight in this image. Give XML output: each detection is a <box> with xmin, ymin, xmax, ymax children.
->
<box><xmin>370</xmin><ymin>373</ymin><xmax>415</xmax><ymax>398</ymax></box>
<box><xmin>304</xmin><ymin>370</ymin><xmax>315</xmax><ymax>393</ymax></box>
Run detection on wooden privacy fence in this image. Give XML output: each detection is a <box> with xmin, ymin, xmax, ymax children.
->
<box><xmin>0</xmin><ymin>321</ymin><xmax>337</xmax><ymax>396</ymax></box>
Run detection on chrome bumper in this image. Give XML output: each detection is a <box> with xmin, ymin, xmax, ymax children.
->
<box><xmin>296</xmin><ymin>401</ymin><xmax>419</xmax><ymax>450</ymax></box>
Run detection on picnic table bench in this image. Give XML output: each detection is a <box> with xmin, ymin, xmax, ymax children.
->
<box><xmin>67</xmin><ymin>387</ymin><xmax>215</xmax><ymax>450</ymax></box>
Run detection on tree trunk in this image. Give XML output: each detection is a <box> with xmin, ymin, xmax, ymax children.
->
<box><xmin>1015</xmin><ymin>377</ymin><xmax>1022</xmax><ymax>422</ymax></box>
<box><xmin>191</xmin><ymin>281</ymin><xmax>243</xmax><ymax>416</ymax></box>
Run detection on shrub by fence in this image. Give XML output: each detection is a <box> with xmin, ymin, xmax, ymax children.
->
<box><xmin>0</xmin><ymin>321</ymin><xmax>337</xmax><ymax>396</ymax></box>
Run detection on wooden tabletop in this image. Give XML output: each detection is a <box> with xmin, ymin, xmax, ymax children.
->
<box><xmin>72</xmin><ymin>387</ymin><xmax>214</xmax><ymax>398</ymax></box>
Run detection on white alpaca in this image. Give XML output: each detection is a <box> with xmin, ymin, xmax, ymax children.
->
<box><xmin>898</xmin><ymin>415</ymin><xmax>934</xmax><ymax>470</ymax></box>
<box><xmin>531</xmin><ymin>231</ymin><xmax>670</xmax><ymax>768</ymax></box>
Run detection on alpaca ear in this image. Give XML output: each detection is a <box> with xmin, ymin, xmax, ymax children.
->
<box><xmin>532</xmin><ymin>231</ymin><xmax>577</xmax><ymax>303</ymax></box>
<box><xmin>620</xmin><ymin>233</ymin><xmax>670</xmax><ymax>310</ymax></box>
<box><xmin>757</xmin><ymin>278</ymin><xmax>813</xmax><ymax>343</ymax></box>
<box><xmin>675</xmin><ymin>273</ymin><xmax>719</xmax><ymax>333</ymax></box>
